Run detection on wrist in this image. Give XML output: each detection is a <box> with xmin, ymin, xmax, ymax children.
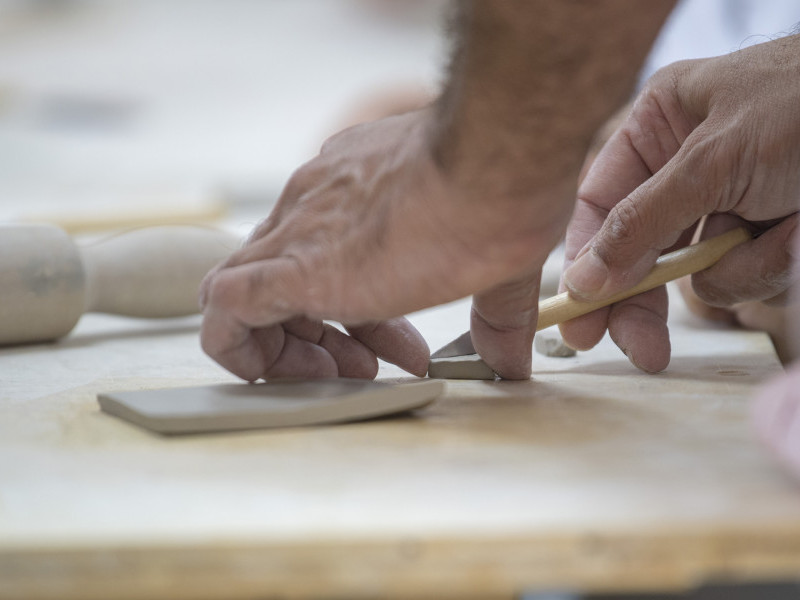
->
<box><xmin>430</xmin><ymin>0</ymin><xmax>674</xmax><ymax>206</ymax></box>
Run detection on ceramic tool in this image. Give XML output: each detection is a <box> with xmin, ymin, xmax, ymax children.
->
<box><xmin>98</xmin><ymin>378</ymin><xmax>445</xmax><ymax>435</ymax></box>
<box><xmin>429</xmin><ymin>227</ymin><xmax>751</xmax><ymax>379</ymax></box>
<box><xmin>0</xmin><ymin>224</ymin><xmax>239</xmax><ymax>346</ymax></box>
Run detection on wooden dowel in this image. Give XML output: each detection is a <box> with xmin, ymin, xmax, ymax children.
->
<box><xmin>18</xmin><ymin>201</ymin><xmax>228</xmax><ymax>235</ymax></box>
<box><xmin>537</xmin><ymin>227</ymin><xmax>751</xmax><ymax>331</ymax></box>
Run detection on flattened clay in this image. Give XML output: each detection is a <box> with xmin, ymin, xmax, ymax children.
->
<box><xmin>428</xmin><ymin>354</ymin><xmax>496</xmax><ymax>380</ymax></box>
<box><xmin>534</xmin><ymin>328</ymin><xmax>577</xmax><ymax>358</ymax></box>
<box><xmin>98</xmin><ymin>378</ymin><xmax>444</xmax><ymax>435</ymax></box>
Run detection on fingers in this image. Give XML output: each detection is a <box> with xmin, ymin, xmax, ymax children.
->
<box><xmin>200</xmin><ymin>309</ymin><xmax>280</xmax><ymax>381</ymax></box>
<box><xmin>606</xmin><ymin>286</ymin><xmax>671</xmax><ymax>373</ymax></box>
<box><xmin>558</xmin><ymin>286</ymin><xmax>670</xmax><ymax>373</ymax></box>
<box><xmin>558</xmin><ymin>117</ymin><xmax>680</xmax><ymax>370</ymax></box>
<box><xmin>200</xmin><ymin>259</ymin><xmax>338</xmax><ymax>381</ymax></box>
<box><xmin>558</xmin><ymin>114</ymin><xmax>745</xmax><ymax>373</ymax></box>
<box><xmin>346</xmin><ymin>317</ymin><xmax>430</xmax><ymax>377</ymax></box>
<box><xmin>559</xmin><ymin>199</ymin><xmax>612</xmax><ymax>353</ymax></box>
<box><xmin>558</xmin><ymin>111</ymin><xmax>674</xmax><ymax>355</ymax></box>
<box><xmin>199</xmin><ymin>244</ymin><xmax>298</xmax><ymax>315</ymax></box>
<box><xmin>691</xmin><ymin>213</ymin><xmax>798</xmax><ymax>307</ymax></box>
<box><xmin>258</xmin><ymin>331</ymin><xmax>339</xmax><ymax>380</ymax></box>
<box><xmin>201</xmin><ymin>238</ymin><xmax>429</xmax><ymax>380</ymax></box>
<box><xmin>675</xmin><ymin>275</ymin><xmax>737</xmax><ymax>325</ymax></box>
<box><xmin>560</xmin><ymin>196</ymin><xmax>674</xmax><ymax>369</ymax></box>
<box><xmin>202</xmin><ymin>261</ymin><xmax>422</xmax><ymax>380</ymax></box>
<box><xmin>198</xmin><ymin>160</ymin><xmax>328</xmax><ymax>294</ymax></box>
<box><xmin>557</xmin><ymin>308</ymin><xmax>609</xmax><ymax>352</ymax></box>
<box><xmin>563</xmin><ymin>122</ymin><xmax>724</xmax><ymax>302</ymax></box>
<box><xmin>200</xmin><ymin>315</ymin><xmax>381</xmax><ymax>382</ymax></box>
<box><xmin>470</xmin><ymin>271</ymin><xmax>541</xmax><ymax>380</ymax></box>
<box><xmin>285</xmin><ymin>318</ymin><xmax>379</xmax><ymax>379</ymax></box>
<box><xmin>200</xmin><ymin>315</ymin><xmax>339</xmax><ymax>382</ymax></box>
<box><xmin>202</xmin><ymin>258</ymin><xmax>307</xmax><ymax>329</ymax></box>
<box><xmin>752</xmin><ymin>362</ymin><xmax>800</xmax><ymax>478</ymax></box>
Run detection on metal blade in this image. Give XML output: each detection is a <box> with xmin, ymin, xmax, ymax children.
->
<box><xmin>431</xmin><ymin>330</ymin><xmax>476</xmax><ymax>359</ymax></box>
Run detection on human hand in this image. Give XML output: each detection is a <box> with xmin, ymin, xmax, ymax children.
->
<box><xmin>199</xmin><ymin>109</ymin><xmax>568</xmax><ymax>381</ymax></box>
<box><xmin>754</xmin><ymin>361</ymin><xmax>800</xmax><ymax>479</ymax></box>
<box><xmin>676</xmin><ymin>274</ymin><xmax>797</xmax><ymax>365</ymax></box>
<box><xmin>752</xmin><ymin>230</ymin><xmax>800</xmax><ymax>478</ymax></box>
<box><xmin>559</xmin><ymin>34</ymin><xmax>800</xmax><ymax>372</ymax></box>
<box><xmin>199</xmin><ymin>1</ymin><xmax>673</xmax><ymax>382</ymax></box>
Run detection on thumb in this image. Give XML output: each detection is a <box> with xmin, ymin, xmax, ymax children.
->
<box><xmin>470</xmin><ymin>270</ymin><xmax>541</xmax><ymax>380</ymax></box>
<box><xmin>563</xmin><ymin>128</ymin><xmax>722</xmax><ymax>301</ymax></box>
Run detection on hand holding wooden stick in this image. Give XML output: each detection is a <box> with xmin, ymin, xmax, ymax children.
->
<box><xmin>537</xmin><ymin>227</ymin><xmax>751</xmax><ymax>330</ymax></box>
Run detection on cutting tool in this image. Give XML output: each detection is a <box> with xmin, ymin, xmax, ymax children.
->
<box><xmin>428</xmin><ymin>227</ymin><xmax>751</xmax><ymax>379</ymax></box>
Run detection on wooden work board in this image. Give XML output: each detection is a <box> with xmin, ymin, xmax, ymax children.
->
<box><xmin>0</xmin><ymin>295</ymin><xmax>798</xmax><ymax>599</ymax></box>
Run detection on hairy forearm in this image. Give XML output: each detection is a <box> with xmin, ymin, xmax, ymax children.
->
<box><xmin>434</xmin><ymin>0</ymin><xmax>674</xmax><ymax>205</ymax></box>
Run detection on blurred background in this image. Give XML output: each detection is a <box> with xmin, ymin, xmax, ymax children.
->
<box><xmin>0</xmin><ymin>0</ymin><xmax>796</xmax><ymax>236</ymax></box>
<box><xmin>0</xmin><ymin>0</ymin><xmax>447</xmax><ymax>233</ymax></box>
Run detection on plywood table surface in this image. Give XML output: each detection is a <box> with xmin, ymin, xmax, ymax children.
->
<box><xmin>1</xmin><ymin>297</ymin><xmax>798</xmax><ymax>599</ymax></box>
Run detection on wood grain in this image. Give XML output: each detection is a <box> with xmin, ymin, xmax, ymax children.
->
<box><xmin>0</xmin><ymin>295</ymin><xmax>797</xmax><ymax>599</ymax></box>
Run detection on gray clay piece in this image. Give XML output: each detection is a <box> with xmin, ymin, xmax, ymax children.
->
<box><xmin>98</xmin><ymin>378</ymin><xmax>444</xmax><ymax>435</ymax></box>
<box><xmin>534</xmin><ymin>328</ymin><xmax>577</xmax><ymax>358</ymax></box>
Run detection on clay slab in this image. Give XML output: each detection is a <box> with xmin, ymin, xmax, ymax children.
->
<box><xmin>98</xmin><ymin>378</ymin><xmax>444</xmax><ymax>435</ymax></box>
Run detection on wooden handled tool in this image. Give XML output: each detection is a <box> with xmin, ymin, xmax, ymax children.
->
<box><xmin>429</xmin><ymin>227</ymin><xmax>751</xmax><ymax>378</ymax></box>
<box><xmin>0</xmin><ymin>225</ymin><xmax>240</xmax><ymax>346</ymax></box>
<box><xmin>536</xmin><ymin>227</ymin><xmax>751</xmax><ymax>330</ymax></box>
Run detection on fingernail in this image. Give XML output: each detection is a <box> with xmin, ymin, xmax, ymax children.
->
<box><xmin>564</xmin><ymin>249</ymin><xmax>608</xmax><ymax>299</ymax></box>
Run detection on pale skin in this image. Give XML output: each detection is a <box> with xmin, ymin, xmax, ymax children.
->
<box><xmin>560</xmin><ymin>35</ymin><xmax>800</xmax><ymax>476</ymax></box>
<box><xmin>199</xmin><ymin>0</ymin><xmax>673</xmax><ymax>381</ymax></box>
<box><xmin>200</xmin><ymin>3</ymin><xmax>799</xmax><ymax>475</ymax></box>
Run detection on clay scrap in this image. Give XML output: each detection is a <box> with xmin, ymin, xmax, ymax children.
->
<box><xmin>534</xmin><ymin>328</ymin><xmax>577</xmax><ymax>358</ymax></box>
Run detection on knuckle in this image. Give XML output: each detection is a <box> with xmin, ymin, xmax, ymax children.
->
<box><xmin>319</xmin><ymin>131</ymin><xmax>342</xmax><ymax>155</ymax></box>
<box><xmin>604</xmin><ymin>197</ymin><xmax>649</xmax><ymax>254</ymax></box>
<box><xmin>199</xmin><ymin>320</ymin><xmax>235</xmax><ymax>360</ymax></box>
<box><xmin>680</xmin><ymin>123</ymin><xmax>747</xmax><ymax>214</ymax></box>
<box><xmin>274</xmin><ymin>255</ymin><xmax>328</xmax><ymax>317</ymax></box>
<box><xmin>320</xmin><ymin>122</ymin><xmax>363</xmax><ymax>155</ymax></box>
<box><xmin>639</xmin><ymin>59</ymin><xmax>693</xmax><ymax>106</ymax></box>
<box><xmin>320</xmin><ymin>127</ymin><xmax>350</xmax><ymax>155</ymax></box>
<box><xmin>198</xmin><ymin>266</ymin><xmax>220</xmax><ymax>309</ymax></box>
<box><xmin>204</xmin><ymin>270</ymin><xmax>238</xmax><ymax>311</ymax></box>
<box><xmin>640</xmin><ymin>65</ymin><xmax>676</xmax><ymax>100</ymax></box>
<box><xmin>282</xmin><ymin>161</ymin><xmax>321</xmax><ymax>201</ymax></box>
<box><xmin>205</xmin><ymin>267</ymin><xmax>273</xmax><ymax>323</ymax></box>
<box><xmin>247</xmin><ymin>216</ymin><xmax>275</xmax><ymax>245</ymax></box>
<box><xmin>682</xmin><ymin>137</ymin><xmax>724</xmax><ymax>201</ymax></box>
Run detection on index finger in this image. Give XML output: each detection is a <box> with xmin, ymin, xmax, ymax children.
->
<box><xmin>560</xmin><ymin>120</ymin><xmax>664</xmax><ymax>352</ymax></box>
<box><xmin>559</xmin><ymin>103</ymin><xmax>686</xmax><ymax>371</ymax></box>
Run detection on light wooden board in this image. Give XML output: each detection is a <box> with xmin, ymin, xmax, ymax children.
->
<box><xmin>0</xmin><ymin>296</ymin><xmax>798</xmax><ymax>599</ymax></box>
